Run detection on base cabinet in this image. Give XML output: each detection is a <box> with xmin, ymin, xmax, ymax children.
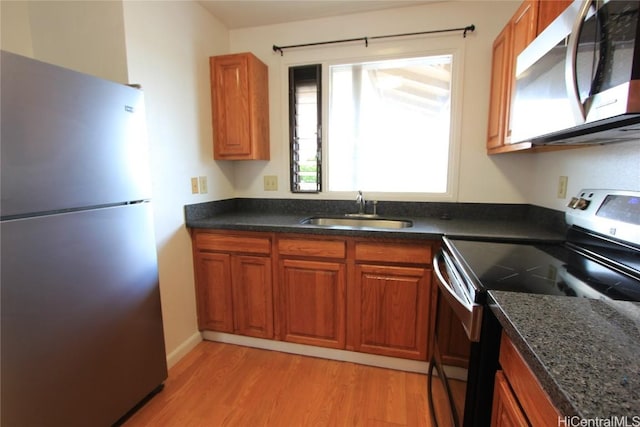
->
<box><xmin>192</xmin><ymin>230</ymin><xmax>436</xmax><ymax>361</ymax></box>
<box><xmin>192</xmin><ymin>230</ymin><xmax>273</xmax><ymax>339</ymax></box>
<box><xmin>492</xmin><ymin>332</ymin><xmax>562</xmax><ymax>426</ymax></box>
<box><xmin>352</xmin><ymin>240</ymin><xmax>434</xmax><ymax>360</ymax></box>
<box><xmin>231</xmin><ymin>255</ymin><xmax>273</xmax><ymax>338</ymax></box>
<box><xmin>279</xmin><ymin>259</ymin><xmax>346</xmax><ymax>348</ymax></box>
<box><xmin>491</xmin><ymin>370</ymin><xmax>529</xmax><ymax>427</ymax></box>
<box><xmin>195</xmin><ymin>252</ymin><xmax>234</xmax><ymax>332</ymax></box>
<box><xmin>353</xmin><ymin>264</ymin><xmax>430</xmax><ymax>360</ymax></box>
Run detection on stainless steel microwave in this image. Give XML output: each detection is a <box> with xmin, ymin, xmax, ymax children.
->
<box><xmin>510</xmin><ymin>0</ymin><xmax>640</xmax><ymax>146</ymax></box>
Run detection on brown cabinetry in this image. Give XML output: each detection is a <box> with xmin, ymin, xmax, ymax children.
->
<box><xmin>487</xmin><ymin>0</ymin><xmax>538</xmax><ymax>154</ymax></box>
<box><xmin>352</xmin><ymin>241</ymin><xmax>434</xmax><ymax>360</ymax></box>
<box><xmin>487</xmin><ymin>0</ymin><xmax>571</xmax><ymax>154</ymax></box>
<box><xmin>192</xmin><ymin>230</ymin><xmax>273</xmax><ymax>339</ymax></box>
<box><xmin>192</xmin><ymin>230</ymin><xmax>438</xmax><ymax>361</ymax></box>
<box><xmin>209</xmin><ymin>52</ymin><xmax>269</xmax><ymax>160</ymax></box>
<box><xmin>276</xmin><ymin>236</ymin><xmax>347</xmax><ymax>349</ymax></box>
<box><xmin>491</xmin><ymin>332</ymin><xmax>562</xmax><ymax>426</ymax></box>
<box><xmin>491</xmin><ymin>370</ymin><xmax>529</xmax><ymax>427</ymax></box>
<box><xmin>537</xmin><ymin>0</ymin><xmax>572</xmax><ymax>33</ymax></box>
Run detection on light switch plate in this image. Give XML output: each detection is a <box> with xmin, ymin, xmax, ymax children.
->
<box><xmin>190</xmin><ymin>177</ymin><xmax>199</xmax><ymax>194</ymax></box>
<box><xmin>557</xmin><ymin>176</ymin><xmax>568</xmax><ymax>199</ymax></box>
<box><xmin>264</xmin><ymin>175</ymin><xmax>278</xmax><ymax>191</ymax></box>
<box><xmin>199</xmin><ymin>176</ymin><xmax>208</xmax><ymax>194</ymax></box>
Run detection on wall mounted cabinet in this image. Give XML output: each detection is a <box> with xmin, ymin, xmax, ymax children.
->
<box><xmin>487</xmin><ymin>0</ymin><xmax>571</xmax><ymax>154</ymax></box>
<box><xmin>209</xmin><ymin>52</ymin><xmax>270</xmax><ymax>160</ymax></box>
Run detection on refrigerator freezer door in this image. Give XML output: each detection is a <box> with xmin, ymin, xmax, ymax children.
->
<box><xmin>1</xmin><ymin>203</ymin><xmax>167</xmax><ymax>427</ymax></box>
<box><xmin>0</xmin><ymin>50</ymin><xmax>152</xmax><ymax>218</ymax></box>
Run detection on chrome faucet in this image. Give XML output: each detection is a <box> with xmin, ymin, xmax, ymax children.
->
<box><xmin>356</xmin><ymin>190</ymin><xmax>365</xmax><ymax>214</ymax></box>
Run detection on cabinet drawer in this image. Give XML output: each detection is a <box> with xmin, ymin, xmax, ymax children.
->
<box><xmin>355</xmin><ymin>241</ymin><xmax>432</xmax><ymax>264</ymax></box>
<box><xmin>499</xmin><ymin>332</ymin><xmax>560</xmax><ymax>426</ymax></box>
<box><xmin>278</xmin><ymin>238</ymin><xmax>346</xmax><ymax>259</ymax></box>
<box><xmin>195</xmin><ymin>232</ymin><xmax>271</xmax><ymax>255</ymax></box>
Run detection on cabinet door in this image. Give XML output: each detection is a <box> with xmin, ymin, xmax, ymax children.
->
<box><xmin>231</xmin><ymin>255</ymin><xmax>274</xmax><ymax>339</ymax></box>
<box><xmin>537</xmin><ymin>0</ymin><xmax>572</xmax><ymax>34</ymax></box>
<box><xmin>487</xmin><ymin>0</ymin><xmax>538</xmax><ymax>152</ymax></box>
<box><xmin>279</xmin><ymin>259</ymin><xmax>346</xmax><ymax>348</ymax></box>
<box><xmin>487</xmin><ymin>24</ymin><xmax>512</xmax><ymax>150</ymax></box>
<box><xmin>354</xmin><ymin>264</ymin><xmax>430</xmax><ymax>360</ymax></box>
<box><xmin>491</xmin><ymin>371</ymin><xmax>529</xmax><ymax>427</ymax></box>
<box><xmin>211</xmin><ymin>55</ymin><xmax>252</xmax><ymax>158</ymax></box>
<box><xmin>194</xmin><ymin>252</ymin><xmax>234</xmax><ymax>332</ymax></box>
<box><xmin>507</xmin><ymin>0</ymin><xmax>538</xmax><ymax>142</ymax></box>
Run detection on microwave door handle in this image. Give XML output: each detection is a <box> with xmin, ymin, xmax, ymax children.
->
<box><xmin>565</xmin><ymin>0</ymin><xmax>592</xmax><ymax>123</ymax></box>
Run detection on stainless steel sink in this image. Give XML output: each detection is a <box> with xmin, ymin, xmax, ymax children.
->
<box><xmin>301</xmin><ymin>216</ymin><xmax>413</xmax><ymax>229</ymax></box>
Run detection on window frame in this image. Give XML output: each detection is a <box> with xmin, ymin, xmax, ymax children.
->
<box><xmin>281</xmin><ymin>40</ymin><xmax>464</xmax><ymax>202</ymax></box>
<box><xmin>288</xmin><ymin>64</ymin><xmax>322</xmax><ymax>193</ymax></box>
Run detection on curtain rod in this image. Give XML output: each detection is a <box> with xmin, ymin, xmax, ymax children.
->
<box><xmin>272</xmin><ymin>24</ymin><xmax>475</xmax><ymax>56</ymax></box>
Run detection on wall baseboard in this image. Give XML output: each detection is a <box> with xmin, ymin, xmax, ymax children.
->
<box><xmin>166</xmin><ymin>331</ymin><xmax>202</xmax><ymax>368</ymax></box>
<box><xmin>202</xmin><ymin>331</ymin><xmax>430</xmax><ymax>374</ymax></box>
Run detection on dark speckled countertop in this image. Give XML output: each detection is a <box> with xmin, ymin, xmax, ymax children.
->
<box><xmin>184</xmin><ymin>198</ymin><xmax>566</xmax><ymax>242</ymax></box>
<box><xmin>490</xmin><ymin>291</ymin><xmax>640</xmax><ymax>419</ymax></box>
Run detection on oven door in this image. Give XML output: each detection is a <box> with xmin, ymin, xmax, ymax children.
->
<box><xmin>428</xmin><ymin>251</ymin><xmax>484</xmax><ymax>427</ymax></box>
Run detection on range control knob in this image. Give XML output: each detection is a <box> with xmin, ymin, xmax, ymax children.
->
<box><xmin>568</xmin><ymin>197</ymin><xmax>580</xmax><ymax>208</ymax></box>
<box><xmin>576</xmin><ymin>198</ymin><xmax>590</xmax><ymax>210</ymax></box>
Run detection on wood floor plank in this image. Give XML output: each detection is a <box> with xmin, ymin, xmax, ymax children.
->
<box><xmin>123</xmin><ymin>341</ymin><xmax>434</xmax><ymax>427</ymax></box>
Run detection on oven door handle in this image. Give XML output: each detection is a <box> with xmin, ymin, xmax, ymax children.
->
<box><xmin>433</xmin><ymin>252</ymin><xmax>483</xmax><ymax>342</ymax></box>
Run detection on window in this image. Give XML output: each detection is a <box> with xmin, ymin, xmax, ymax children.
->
<box><xmin>289</xmin><ymin>64</ymin><xmax>322</xmax><ymax>193</ymax></box>
<box><xmin>328</xmin><ymin>55</ymin><xmax>453</xmax><ymax>193</ymax></box>
<box><xmin>287</xmin><ymin>53</ymin><xmax>458</xmax><ymax>197</ymax></box>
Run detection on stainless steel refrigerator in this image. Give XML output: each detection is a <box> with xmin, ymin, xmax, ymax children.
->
<box><xmin>1</xmin><ymin>50</ymin><xmax>168</xmax><ymax>426</ymax></box>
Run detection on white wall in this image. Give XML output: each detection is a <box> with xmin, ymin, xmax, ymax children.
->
<box><xmin>530</xmin><ymin>142</ymin><xmax>640</xmax><ymax>210</ymax></box>
<box><xmin>1</xmin><ymin>0</ymin><xmax>232</xmax><ymax>367</ymax></box>
<box><xmin>228</xmin><ymin>1</ymin><xmax>534</xmax><ymax>203</ymax></box>
<box><xmin>122</xmin><ymin>1</ymin><xmax>232</xmax><ymax>365</ymax></box>
<box><xmin>227</xmin><ymin>1</ymin><xmax>639</xmax><ymax>208</ymax></box>
<box><xmin>1</xmin><ymin>0</ymin><xmax>129</xmax><ymax>83</ymax></box>
<box><xmin>2</xmin><ymin>0</ymin><xmax>638</xmax><ymax>368</ymax></box>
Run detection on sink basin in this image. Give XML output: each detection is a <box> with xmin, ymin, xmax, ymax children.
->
<box><xmin>301</xmin><ymin>216</ymin><xmax>413</xmax><ymax>229</ymax></box>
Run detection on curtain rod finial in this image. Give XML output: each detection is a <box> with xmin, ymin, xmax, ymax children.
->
<box><xmin>463</xmin><ymin>25</ymin><xmax>475</xmax><ymax>38</ymax></box>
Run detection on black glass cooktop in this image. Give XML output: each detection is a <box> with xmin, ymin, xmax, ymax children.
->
<box><xmin>448</xmin><ymin>239</ymin><xmax>640</xmax><ymax>302</ymax></box>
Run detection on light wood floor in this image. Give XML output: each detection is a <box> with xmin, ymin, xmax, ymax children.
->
<box><xmin>122</xmin><ymin>341</ymin><xmax>439</xmax><ymax>426</ymax></box>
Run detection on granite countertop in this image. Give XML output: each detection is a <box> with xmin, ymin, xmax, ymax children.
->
<box><xmin>184</xmin><ymin>198</ymin><xmax>567</xmax><ymax>242</ymax></box>
<box><xmin>490</xmin><ymin>291</ymin><xmax>640</xmax><ymax>419</ymax></box>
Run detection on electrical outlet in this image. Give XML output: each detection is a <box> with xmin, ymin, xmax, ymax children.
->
<box><xmin>190</xmin><ymin>177</ymin><xmax>199</xmax><ymax>194</ymax></box>
<box><xmin>198</xmin><ymin>176</ymin><xmax>208</xmax><ymax>194</ymax></box>
<box><xmin>557</xmin><ymin>176</ymin><xmax>568</xmax><ymax>199</ymax></box>
<box><xmin>264</xmin><ymin>175</ymin><xmax>278</xmax><ymax>191</ymax></box>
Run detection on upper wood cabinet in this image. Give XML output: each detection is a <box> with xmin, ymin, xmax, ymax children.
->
<box><xmin>537</xmin><ymin>0</ymin><xmax>572</xmax><ymax>34</ymax></box>
<box><xmin>209</xmin><ymin>53</ymin><xmax>270</xmax><ymax>160</ymax></box>
<box><xmin>487</xmin><ymin>0</ymin><xmax>538</xmax><ymax>154</ymax></box>
<box><xmin>486</xmin><ymin>0</ymin><xmax>571</xmax><ymax>154</ymax></box>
